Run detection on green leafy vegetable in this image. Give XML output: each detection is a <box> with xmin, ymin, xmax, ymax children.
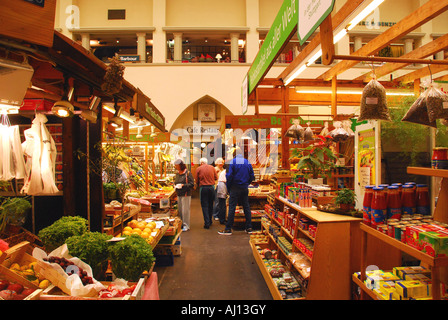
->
<box><xmin>38</xmin><ymin>216</ymin><xmax>88</xmax><ymax>252</ymax></box>
<box><xmin>108</xmin><ymin>235</ymin><xmax>155</xmax><ymax>282</ymax></box>
<box><xmin>66</xmin><ymin>232</ymin><xmax>112</xmax><ymax>280</ymax></box>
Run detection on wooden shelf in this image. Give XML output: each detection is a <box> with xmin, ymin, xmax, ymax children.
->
<box><xmin>360</xmin><ymin>224</ymin><xmax>448</xmax><ymax>268</ymax></box>
<box><xmin>407</xmin><ymin>167</ymin><xmax>448</xmax><ymax>178</ymax></box>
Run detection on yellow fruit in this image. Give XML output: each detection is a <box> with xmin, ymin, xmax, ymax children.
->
<box><xmin>147</xmin><ymin>236</ymin><xmax>154</xmax><ymax>243</ymax></box>
<box><xmin>20</xmin><ymin>264</ymin><xmax>29</xmax><ymax>271</ymax></box>
<box><xmin>143</xmin><ymin>228</ymin><xmax>152</xmax><ymax>234</ymax></box>
<box><xmin>123</xmin><ymin>226</ymin><xmax>133</xmax><ymax>232</ymax></box>
<box><xmin>132</xmin><ymin>229</ymin><xmax>141</xmax><ymax>235</ymax></box>
<box><xmin>140</xmin><ymin>232</ymin><xmax>149</xmax><ymax>239</ymax></box>
<box><xmin>10</xmin><ymin>263</ymin><xmax>20</xmax><ymax>270</ymax></box>
<box><xmin>129</xmin><ymin>220</ymin><xmax>138</xmax><ymax>228</ymax></box>
<box><xmin>136</xmin><ymin>222</ymin><xmax>147</xmax><ymax>230</ymax></box>
<box><xmin>32</xmin><ymin>279</ymin><xmax>39</xmax><ymax>286</ymax></box>
<box><xmin>39</xmin><ymin>280</ymin><xmax>50</xmax><ymax>289</ymax></box>
<box><xmin>28</xmin><ymin>262</ymin><xmax>37</xmax><ymax>270</ymax></box>
<box><xmin>122</xmin><ymin>230</ymin><xmax>131</xmax><ymax>236</ymax></box>
<box><xmin>22</xmin><ymin>269</ymin><xmax>35</xmax><ymax>276</ymax></box>
<box><xmin>147</xmin><ymin>221</ymin><xmax>156</xmax><ymax>229</ymax></box>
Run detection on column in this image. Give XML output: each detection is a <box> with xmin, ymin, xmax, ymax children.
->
<box><xmin>336</xmin><ymin>34</ymin><xmax>350</xmax><ymax>56</ymax></box>
<box><xmin>353</xmin><ymin>36</ymin><xmax>363</xmax><ymax>52</ymax></box>
<box><xmin>173</xmin><ymin>32</ymin><xmax>183</xmax><ymax>63</ymax></box>
<box><xmin>245</xmin><ymin>0</ymin><xmax>259</xmax><ymax>63</ymax></box>
<box><xmin>153</xmin><ymin>0</ymin><xmax>167</xmax><ymax>63</ymax></box>
<box><xmin>81</xmin><ymin>33</ymin><xmax>90</xmax><ymax>51</ymax></box>
<box><xmin>137</xmin><ymin>32</ymin><xmax>147</xmax><ymax>63</ymax></box>
<box><xmin>404</xmin><ymin>38</ymin><xmax>414</xmax><ymax>55</ymax></box>
<box><xmin>230</xmin><ymin>33</ymin><xmax>240</xmax><ymax>63</ymax></box>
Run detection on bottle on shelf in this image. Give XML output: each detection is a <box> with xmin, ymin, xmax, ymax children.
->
<box><xmin>386</xmin><ymin>186</ymin><xmax>402</xmax><ymax>220</ymax></box>
<box><xmin>371</xmin><ymin>187</ymin><xmax>387</xmax><ymax>228</ymax></box>
<box><xmin>362</xmin><ymin>185</ymin><xmax>373</xmax><ymax>226</ymax></box>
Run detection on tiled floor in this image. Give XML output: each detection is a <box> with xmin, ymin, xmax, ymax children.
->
<box><xmin>154</xmin><ymin>196</ymin><xmax>272</xmax><ymax>300</ymax></box>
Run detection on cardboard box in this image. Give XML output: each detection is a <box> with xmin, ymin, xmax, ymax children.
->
<box><xmin>419</xmin><ymin>231</ymin><xmax>448</xmax><ymax>257</ymax></box>
<box><xmin>396</xmin><ymin>280</ymin><xmax>430</xmax><ymax>299</ymax></box>
<box><xmin>393</xmin><ymin>266</ymin><xmax>431</xmax><ymax>279</ymax></box>
<box><xmin>365</xmin><ymin>272</ymin><xmax>400</xmax><ymax>290</ymax></box>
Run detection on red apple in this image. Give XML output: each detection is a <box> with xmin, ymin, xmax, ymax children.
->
<box><xmin>7</xmin><ymin>283</ymin><xmax>23</xmax><ymax>294</ymax></box>
<box><xmin>0</xmin><ymin>290</ymin><xmax>15</xmax><ymax>300</ymax></box>
<box><xmin>0</xmin><ymin>280</ymin><xmax>10</xmax><ymax>290</ymax></box>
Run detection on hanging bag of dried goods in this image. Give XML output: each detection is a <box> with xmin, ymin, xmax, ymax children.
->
<box><xmin>401</xmin><ymin>90</ymin><xmax>437</xmax><ymax>128</ymax></box>
<box><xmin>329</xmin><ymin>121</ymin><xmax>349</xmax><ymax>142</ymax></box>
<box><xmin>285</xmin><ymin>119</ymin><xmax>304</xmax><ymax>141</ymax></box>
<box><xmin>358</xmin><ymin>77</ymin><xmax>391</xmax><ymax>121</ymax></box>
<box><xmin>319</xmin><ymin>121</ymin><xmax>330</xmax><ymax>136</ymax></box>
<box><xmin>303</xmin><ymin>122</ymin><xmax>315</xmax><ymax>142</ymax></box>
<box><xmin>426</xmin><ymin>83</ymin><xmax>448</xmax><ymax>123</ymax></box>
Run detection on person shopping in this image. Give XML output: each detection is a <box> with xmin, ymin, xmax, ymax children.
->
<box><xmin>213</xmin><ymin>158</ymin><xmax>225</xmax><ymax>221</ymax></box>
<box><xmin>195</xmin><ymin>158</ymin><xmax>218</xmax><ymax>229</ymax></box>
<box><xmin>174</xmin><ymin>159</ymin><xmax>194</xmax><ymax>231</ymax></box>
<box><xmin>216</xmin><ymin>165</ymin><xmax>228</xmax><ymax>225</ymax></box>
<box><xmin>218</xmin><ymin>148</ymin><xmax>255</xmax><ymax>235</ymax></box>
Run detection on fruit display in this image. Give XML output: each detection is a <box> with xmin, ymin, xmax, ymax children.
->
<box><xmin>8</xmin><ymin>261</ymin><xmax>51</xmax><ymax>289</ymax></box>
<box><xmin>42</xmin><ymin>256</ymin><xmax>93</xmax><ymax>286</ymax></box>
<box><xmin>250</xmin><ymin>231</ymin><xmax>269</xmax><ymax>244</ymax></box>
<box><xmin>122</xmin><ymin>219</ymin><xmax>164</xmax><ymax>246</ymax></box>
<box><xmin>0</xmin><ymin>279</ymin><xmax>37</xmax><ymax>300</ymax></box>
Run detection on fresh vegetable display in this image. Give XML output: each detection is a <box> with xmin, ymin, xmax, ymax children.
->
<box><xmin>65</xmin><ymin>232</ymin><xmax>112</xmax><ymax>279</ymax></box>
<box><xmin>37</xmin><ymin>216</ymin><xmax>88</xmax><ymax>252</ymax></box>
<box><xmin>8</xmin><ymin>261</ymin><xmax>51</xmax><ymax>289</ymax></box>
<box><xmin>98</xmin><ymin>283</ymin><xmax>137</xmax><ymax>299</ymax></box>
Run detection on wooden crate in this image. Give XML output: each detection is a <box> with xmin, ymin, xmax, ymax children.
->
<box><xmin>40</xmin><ymin>278</ymin><xmax>146</xmax><ymax>300</ymax></box>
<box><xmin>0</xmin><ymin>270</ymin><xmax>42</xmax><ymax>300</ymax></box>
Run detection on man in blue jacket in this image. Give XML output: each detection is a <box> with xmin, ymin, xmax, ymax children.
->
<box><xmin>218</xmin><ymin>147</ymin><xmax>255</xmax><ymax>235</ymax></box>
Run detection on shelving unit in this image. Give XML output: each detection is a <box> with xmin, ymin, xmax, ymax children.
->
<box><xmin>255</xmin><ymin>195</ymin><xmax>362</xmax><ymax>300</ymax></box>
<box><xmin>354</xmin><ymin>167</ymin><xmax>448</xmax><ymax>300</ymax></box>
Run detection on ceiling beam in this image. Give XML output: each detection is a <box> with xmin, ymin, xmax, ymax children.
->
<box><xmin>395</xmin><ymin>61</ymin><xmax>448</xmax><ymax>83</ymax></box>
<box><xmin>355</xmin><ymin>32</ymin><xmax>448</xmax><ymax>82</ymax></box>
<box><xmin>319</xmin><ymin>0</ymin><xmax>448</xmax><ymax>81</ymax></box>
<box><xmin>277</xmin><ymin>0</ymin><xmax>364</xmax><ymax>82</ymax></box>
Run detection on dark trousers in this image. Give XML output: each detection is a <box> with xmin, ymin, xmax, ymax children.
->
<box><xmin>200</xmin><ymin>185</ymin><xmax>215</xmax><ymax>227</ymax></box>
<box><xmin>217</xmin><ymin>197</ymin><xmax>227</xmax><ymax>224</ymax></box>
<box><xmin>226</xmin><ymin>186</ymin><xmax>252</xmax><ymax>231</ymax></box>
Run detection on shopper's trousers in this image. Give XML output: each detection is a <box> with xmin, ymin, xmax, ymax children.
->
<box><xmin>177</xmin><ymin>195</ymin><xmax>191</xmax><ymax>230</ymax></box>
<box><xmin>199</xmin><ymin>185</ymin><xmax>215</xmax><ymax>227</ymax></box>
<box><xmin>226</xmin><ymin>186</ymin><xmax>252</xmax><ymax>231</ymax></box>
<box><xmin>217</xmin><ymin>197</ymin><xmax>227</xmax><ymax>223</ymax></box>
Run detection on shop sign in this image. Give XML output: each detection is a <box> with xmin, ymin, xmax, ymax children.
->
<box><xmin>184</xmin><ymin>126</ymin><xmax>220</xmax><ymax>136</ymax></box>
<box><xmin>23</xmin><ymin>0</ymin><xmax>45</xmax><ymax>7</ymax></box>
<box><xmin>297</xmin><ymin>0</ymin><xmax>335</xmax><ymax>45</ymax></box>
<box><xmin>119</xmin><ymin>55</ymin><xmax>140</xmax><ymax>62</ymax></box>
<box><xmin>246</xmin><ymin>0</ymin><xmax>298</xmax><ymax>95</ymax></box>
<box><xmin>134</xmin><ymin>89</ymin><xmax>165</xmax><ymax>132</ymax></box>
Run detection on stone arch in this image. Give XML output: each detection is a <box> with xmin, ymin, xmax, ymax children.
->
<box><xmin>169</xmin><ymin>95</ymin><xmax>234</xmax><ymax>133</ymax></box>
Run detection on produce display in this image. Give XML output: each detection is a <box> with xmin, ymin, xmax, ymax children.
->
<box><xmin>122</xmin><ymin>219</ymin><xmax>162</xmax><ymax>245</ymax></box>
<box><xmin>0</xmin><ymin>278</ymin><xmax>37</xmax><ymax>300</ymax></box>
<box><xmin>42</xmin><ymin>256</ymin><xmax>93</xmax><ymax>286</ymax></box>
<box><xmin>98</xmin><ymin>282</ymin><xmax>138</xmax><ymax>299</ymax></box>
<box><xmin>37</xmin><ymin>216</ymin><xmax>88</xmax><ymax>252</ymax></box>
<box><xmin>8</xmin><ymin>261</ymin><xmax>51</xmax><ymax>289</ymax></box>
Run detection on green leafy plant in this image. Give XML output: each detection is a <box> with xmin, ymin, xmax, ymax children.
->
<box><xmin>291</xmin><ymin>135</ymin><xmax>338</xmax><ymax>179</ymax></box>
<box><xmin>108</xmin><ymin>234</ymin><xmax>155</xmax><ymax>282</ymax></box>
<box><xmin>38</xmin><ymin>216</ymin><xmax>88</xmax><ymax>252</ymax></box>
<box><xmin>0</xmin><ymin>197</ymin><xmax>32</xmax><ymax>233</ymax></box>
<box><xmin>334</xmin><ymin>188</ymin><xmax>356</xmax><ymax>206</ymax></box>
<box><xmin>66</xmin><ymin>232</ymin><xmax>112</xmax><ymax>280</ymax></box>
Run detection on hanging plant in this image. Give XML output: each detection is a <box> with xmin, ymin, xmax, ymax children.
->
<box><xmin>101</xmin><ymin>54</ymin><xmax>125</xmax><ymax>96</ymax></box>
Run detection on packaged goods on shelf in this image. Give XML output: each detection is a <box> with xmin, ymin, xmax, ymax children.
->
<box><xmin>393</xmin><ymin>266</ymin><xmax>431</xmax><ymax>279</ymax></box>
<box><xmin>395</xmin><ymin>280</ymin><xmax>432</xmax><ymax>299</ymax></box>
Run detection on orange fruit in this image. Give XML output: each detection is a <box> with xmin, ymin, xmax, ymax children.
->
<box><xmin>140</xmin><ymin>232</ymin><xmax>149</xmax><ymax>239</ymax></box>
<box><xmin>129</xmin><ymin>220</ymin><xmax>138</xmax><ymax>228</ymax></box>
<box><xmin>132</xmin><ymin>228</ymin><xmax>141</xmax><ymax>235</ymax></box>
<box><xmin>136</xmin><ymin>222</ymin><xmax>147</xmax><ymax>230</ymax></box>
<box><xmin>123</xmin><ymin>226</ymin><xmax>132</xmax><ymax>232</ymax></box>
<box><xmin>147</xmin><ymin>221</ymin><xmax>156</xmax><ymax>229</ymax></box>
<box><xmin>122</xmin><ymin>230</ymin><xmax>131</xmax><ymax>236</ymax></box>
<box><xmin>143</xmin><ymin>228</ymin><xmax>152</xmax><ymax>234</ymax></box>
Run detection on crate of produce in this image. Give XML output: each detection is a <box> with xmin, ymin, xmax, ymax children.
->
<box><xmin>0</xmin><ymin>241</ymin><xmax>51</xmax><ymax>291</ymax></box>
<box><xmin>40</xmin><ymin>277</ymin><xmax>146</xmax><ymax>300</ymax></box>
<box><xmin>2</xmin><ymin>228</ymin><xmax>45</xmax><ymax>251</ymax></box>
<box><xmin>0</xmin><ymin>269</ymin><xmax>43</xmax><ymax>300</ymax></box>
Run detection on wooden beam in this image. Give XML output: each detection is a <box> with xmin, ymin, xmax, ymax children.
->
<box><xmin>281</xmin><ymin>86</ymin><xmax>289</xmax><ymax>169</ymax></box>
<box><xmin>355</xmin><ymin>33</ymin><xmax>448</xmax><ymax>82</ymax></box>
<box><xmin>261</xmin><ymin>78</ymin><xmax>403</xmax><ymax>89</ymax></box>
<box><xmin>319</xmin><ymin>0</ymin><xmax>448</xmax><ymax>81</ymax></box>
<box><xmin>333</xmin><ymin>54</ymin><xmax>448</xmax><ymax>65</ymax></box>
<box><xmin>395</xmin><ymin>61</ymin><xmax>448</xmax><ymax>83</ymax></box>
<box><xmin>320</xmin><ymin>15</ymin><xmax>335</xmax><ymax>66</ymax></box>
<box><xmin>278</xmin><ymin>0</ymin><xmax>364</xmax><ymax>82</ymax></box>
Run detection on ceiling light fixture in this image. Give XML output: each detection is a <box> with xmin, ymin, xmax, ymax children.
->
<box><xmin>52</xmin><ymin>77</ymin><xmax>75</xmax><ymax>118</ymax></box>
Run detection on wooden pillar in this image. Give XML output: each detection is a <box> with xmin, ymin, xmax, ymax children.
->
<box><xmin>320</xmin><ymin>15</ymin><xmax>335</xmax><ymax>66</ymax></box>
<box><xmin>331</xmin><ymin>77</ymin><xmax>337</xmax><ymax>117</ymax></box>
<box><xmin>254</xmin><ymin>88</ymin><xmax>259</xmax><ymax>115</ymax></box>
<box><xmin>281</xmin><ymin>85</ymin><xmax>289</xmax><ymax>169</ymax></box>
<box><xmin>62</xmin><ymin>117</ymin><xmax>76</xmax><ymax>217</ymax></box>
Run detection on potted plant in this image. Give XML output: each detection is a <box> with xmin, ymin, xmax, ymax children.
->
<box><xmin>291</xmin><ymin>135</ymin><xmax>338</xmax><ymax>184</ymax></box>
<box><xmin>334</xmin><ymin>188</ymin><xmax>356</xmax><ymax>211</ymax></box>
<box><xmin>0</xmin><ymin>197</ymin><xmax>32</xmax><ymax>234</ymax></box>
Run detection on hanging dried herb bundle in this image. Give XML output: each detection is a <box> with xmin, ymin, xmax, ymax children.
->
<box><xmin>285</xmin><ymin>121</ymin><xmax>304</xmax><ymax>141</ymax></box>
<box><xmin>401</xmin><ymin>90</ymin><xmax>437</xmax><ymax>128</ymax></box>
<box><xmin>358</xmin><ymin>78</ymin><xmax>391</xmax><ymax>121</ymax></box>
<box><xmin>101</xmin><ymin>54</ymin><xmax>125</xmax><ymax>96</ymax></box>
<box><xmin>426</xmin><ymin>84</ymin><xmax>448</xmax><ymax>123</ymax></box>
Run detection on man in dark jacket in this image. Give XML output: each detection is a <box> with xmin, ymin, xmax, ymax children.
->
<box><xmin>218</xmin><ymin>148</ymin><xmax>255</xmax><ymax>235</ymax></box>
